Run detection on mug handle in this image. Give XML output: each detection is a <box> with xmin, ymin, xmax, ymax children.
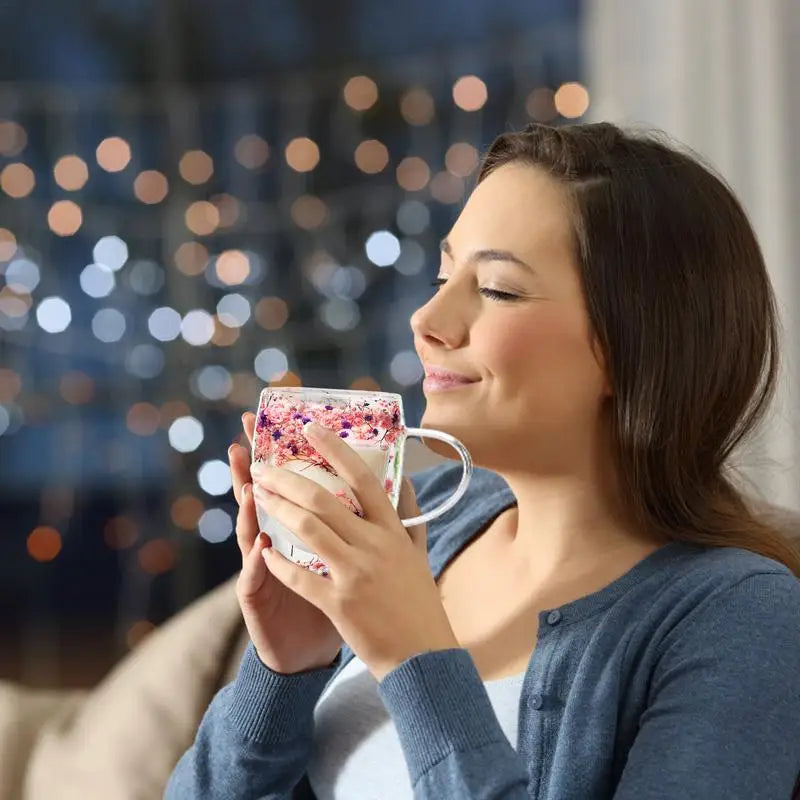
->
<box><xmin>398</xmin><ymin>427</ymin><xmax>473</xmax><ymax>528</ymax></box>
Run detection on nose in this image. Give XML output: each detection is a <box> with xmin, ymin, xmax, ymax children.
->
<box><xmin>409</xmin><ymin>283</ymin><xmax>469</xmax><ymax>349</ymax></box>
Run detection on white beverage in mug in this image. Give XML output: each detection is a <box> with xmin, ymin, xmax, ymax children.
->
<box><xmin>250</xmin><ymin>387</ymin><xmax>473</xmax><ymax>575</ymax></box>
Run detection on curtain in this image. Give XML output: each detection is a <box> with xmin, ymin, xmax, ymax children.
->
<box><xmin>583</xmin><ymin>0</ymin><xmax>800</xmax><ymax>511</ymax></box>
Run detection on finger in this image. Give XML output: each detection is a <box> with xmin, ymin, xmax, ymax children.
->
<box><xmin>229</xmin><ymin>443</ymin><xmax>252</xmax><ymax>506</ymax></box>
<box><xmin>300</xmin><ymin>422</ymin><xmax>389</xmax><ymax>524</ymax></box>
<box><xmin>253</xmin><ymin>483</ymin><xmax>351</xmax><ymax>566</ymax></box>
<box><xmin>235</xmin><ymin>482</ymin><xmax>260</xmax><ymax>558</ymax></box>
<box><xmin>237</xmin><ymin>530</ymin><xmax>271</xmax><ymax>599</ymax></box>
<box><xmin>242</xmin><ymin>411</ymin><xmax>256</xmax><ymax>447</ymax></box>
<box><xmin>250</xmin><ymin>466</ymin><xmax>363</xmax><ymax>546</ymax></box>
<box><xmin>263</xmin><ymin>543</ymin><xmax>327</xmax><ymax>608</ymax></box>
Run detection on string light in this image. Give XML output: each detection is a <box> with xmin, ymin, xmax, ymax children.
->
<box><xmin>104</xmin><ymin>516</ymin><xmax>139</xmax><ymax>549</ymax></box>
<box><xmin>137</xmin><ymin>538</ymin><xmax>176</xmax><ymax>574</ymax></box>
<box><xmin>445</xmin><ymin>142</ymin><xmax>479</xmax><ymax>177</ymax></box>
<box><xmin>184</xmin><ymin>201</ymin><xmax>219</xmax><ymax>236</ymax></box>
<box><xmin>126</xmin><ymin>402</ymin><xmax>161</xmax><ymax>436</ymax></box>
<box><xmin>59</xmin><ymin>371</ymin><xmax>95</xmax><ymax>404</ymax></box>
<box><xmin>254</xmin><ymin>296</ymin><xmax>289</xmax><ymax>330</ymax></box>
<box><xmin>291</xmin><ymin>195</ymin><xmax>328</xmax><ymax>229</ymax></box>
<box><xmin>526</xmin><ymin>87</ymin><xmax>558</xmax><ymax>121</ymax></box>
<box><xmin>174</xmin><ymin>241</ymin><xmax>209</xmax><ymax>276</ymax></box>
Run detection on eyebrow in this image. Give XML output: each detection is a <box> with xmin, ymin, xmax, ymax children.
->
<box><xmin>439</xmin><ymin>237</ymin><xmax>537</xmax><ymax>275</ymax></box>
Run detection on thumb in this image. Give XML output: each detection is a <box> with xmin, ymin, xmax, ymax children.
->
<box><xmin>397</xmin><ymin>477</ymin><xmax>427</xmax><ymax>553</ymax></box>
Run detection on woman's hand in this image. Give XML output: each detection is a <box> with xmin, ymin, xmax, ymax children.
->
<box><xmin>230</xmin><ymin>413</ymin><xmax>344</xmax><ymax>675</ymax></box>
<box><xmin>251</xmin><ymin>421</ymin><xmax>461</xmax><ymax>683</ymax></box>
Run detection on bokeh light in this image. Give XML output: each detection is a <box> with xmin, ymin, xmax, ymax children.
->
<box><xmin>452</xmin><ymin>75</ymin><xmax>488</xmax><ymax>111</ymax></box>
<box><xmin>179</xmin><ymin>149</ymin><xmax>214</xmax><ymax>184</ymax></box>
<box><xmin>59</xmin><ymin>371</ymin><xmax>95</xmax><ymax>404</ymax></box>
<box><xmin>0</xmin><ymin>120</ymin><xmax>27</xmax><ymax>156</ymax></box>
<box><xmin>185</xmin><ymin>201</ymin><xmax>219</xmax><ymax>236</ymax></box>
<box><xmin>138</xmin><ymin>538</ymin><xmax>176</xmax><ymax>574</ymax></box>
<box><xmin>285</xmin><ymin>137</ymin><xmax>320</xmax><ymax>172</ymax></box>
<box><xmin>554</xmin><ymin>81</ymin><xmax>590</xmax><ymax>118</ymax></box>
<box><xmin>171</xmin><ymin>494</ymin><xmax>205</xmax><ymax>530</ymax></box>
<box><xmin>168</xmin><ymin>415</ymin><xmax>204</xmax><ymax>453</ymax></box>
<box><xmin>396</xmin><ymin>157</ymin><xmax>430</xmax><ymax>191</ymax></box>
<box><xmin>430</xmin><ymin>171</ymin><xmax>465</xmax><ymax>203</ymax></box>
<box><xmin>5</xmin><ymin>257</ymin><xmax>40</xmax><ymax>293</ymax></box>
<box><xmin>254</xmin><ymin>347</ymin><xmax>288</xmax><ymax>382</ymax></box>
<box><xmin>390</xmin><ymin>349</ymin><xmax>424</xmax><ymax>385</ymax></box>
<box><xmin>125</xmin><ymin>344</ymin><xmax>164</xmax><ymax>379</ymax></box>
<box><xmin>159</xmin><ymin>400</ymin><xmax>192</xmax><ymax>428</ymax></box>
<box><xmin>91</xmin><ymin>308</ymin><xmax>126</xmax><ymax>343</ymax></box>
<box><xmin>396</xmin><ymin>200</ymin><xmax>430</xmax><ymax>235</ymax></box>
<box><xmin>234</xmin><ymin>134</ymin><xmax>269</xmax><ymax>169</ymax></box>
<box><xmin>53</xmin><ymin>155</ymin><xmax>89</xmax><ymax>191</ymax></box>
<box><xmin>0</xmin><ymin>228</ymin><xmax>17</xmax><ymax>261</ymax></box>
<box><xmin>126</xmin><ymin>402</ymin><xmax>160</xmax><ymax>436</ymax></box>
<box><xmin>180</xmin><ymin>309</ymin><xmax>215</xmax><ymax>346</ymax></box>
<box><xmin>354</xmin><ymin>139</ymin><xmax>389</xmax><ymax>174</ymax></box>
<box><xmin>127</xmin><ymin>259</ymin><xmax>165</xmax><ymax>295</ymax></box>
<box><xmin>96</xmin><ymin>137</ymin><xmax>131</xmax><ymax>172</ymax></box>
<box><xmin>255</xmin><ymin>296</ymin><xmax>289</xmax><ymax>330</ymax></box>
<box><xmin>400</xmin><ymin>86</ymin><xmax>435</xmax><ymax>125</ymax></box>
<box><xmin>134</xmin><ymin>170</ymin><xmax>169</xmax><ymax>204</ymax></box>
<box><xmin>343</xmin><ymin>75</ymin><xmax>378</xmax><ymax>111</ymax></box>
<box><xmin>148</xmin><ymin>306</ymin><xmax>182</xmax><ymax>341</ymax></box>
<box><xmin>198</xmin><ymin>508</ymin><xmax>234</xmax><ymax>543</ymax></box>
<box><xmin>291</xmin><ymin>195</ymin><xmax>328</xmax><ymax>230</ymax></box>
<box><xmin>526</xmin><ymin>87</ymin><xmax>558</xmax><ymax>121</ymax></box>
<box><xmin>27</xmin><ymin>526</ymin><xmax>62</xmax><ymax>562</ymax></box>
<box><xmin>365</xmin><ymin>230</ymin><xmax>401</xmax><ymax>267</ymax></box>
<box><xmin>445</xmin><ymin>142</ymin><xmax>479</xmax><ymax>177</ymax></box>
<box><xmin>191</xmin><ymin>365</ymin><xmax>232</xmax><ymax>400</ymax></box>
<box><xmin>197</xmin><ymin>459</ymin><xmax>232</xmax><ymax>496</ymax></box>
<box><xmin>79</xmin><ymin>262</ymin><xmax>115</xmax><ymax>298</ymax></box>
<box><xmin>104</xmin><ymin>516</ymin><xmax>139</xmax><ymax>549</ymax></box>
<box><xmin>47</xmin><ymin>200</ymin><xmax>83</xmax><ymax>236</ymax></box>
<box><xmin>217</xmin><ymin>293</ymin><xmax>251</xmax><ymax>327</ymax></box>
<box><xmin>1</xmin><ymin>163</ymin><xmax>35</xmax><ymax>198</ymax></box>
<box><xmin>93</xmin><ymin>235</ymin><xmax>129</xmax><ymax>272</ymax></box>
<box><xmin>36</xmin><ymin>296</ymin><xmax>72</xmax><ymax>333</ymax></box>
<box><xmin>215</xmin><ymin>249</ymin><xmax>250</xmax><ymax>285</ymax></box>
<box><xmin>174</xmin><ymin>242</ymin><xmax>209</xmax><ymax>276</ymax></box>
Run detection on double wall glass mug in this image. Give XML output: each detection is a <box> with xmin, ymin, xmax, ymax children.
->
<box><xmin>250</xmin><ymin>387</ymin><xmax>473</xmax><ymax>575</ymax></box>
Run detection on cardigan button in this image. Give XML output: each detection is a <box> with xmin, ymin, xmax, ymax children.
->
<box><xmin>530</xmin><ymin>692</ymin><xmax>544</xmax><ymax>710</ymax></box>
<box><xmin>546</xmin><ymin>609</ymin><xmax>562</xmax><ymax>625</ymax></box>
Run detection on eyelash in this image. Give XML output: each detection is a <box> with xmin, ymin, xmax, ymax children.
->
<box><xmin>429</xmin><ymin>277</ymin><xmax>520</xmax><ymax>302</ymax></box>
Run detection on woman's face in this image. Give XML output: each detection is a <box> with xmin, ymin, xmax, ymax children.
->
<box><xmin>409</xmin><ymin>162</ymin><xmax>611</xmax><ymax>473</ymax></box>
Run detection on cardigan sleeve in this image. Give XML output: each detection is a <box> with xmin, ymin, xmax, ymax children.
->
<box><xmin>164</xmin><ymin>642</ymin><xmax>342</xmax><ymax>799</ymax></box>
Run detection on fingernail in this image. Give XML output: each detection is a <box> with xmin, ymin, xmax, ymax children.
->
<box><xmin>259</xmin><ymin>532</ymin><xmax>272</xmax><ymax>549</ymax></box>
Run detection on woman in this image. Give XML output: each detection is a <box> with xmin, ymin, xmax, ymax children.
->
<box><xmin>165</xmin><ymin>122</ymin><xmax>800</xmax><ymax>799</ymax></box>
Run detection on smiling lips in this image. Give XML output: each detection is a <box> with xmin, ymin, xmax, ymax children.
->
<box><xmin>422</xmin><ymin>365</ymin><xmax>479</xmax><ymax>392</ymax></box>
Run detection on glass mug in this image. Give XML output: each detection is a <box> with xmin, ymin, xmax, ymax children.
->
<box><xmin>250</xmin><ymin>387</ymin><xmax>473</xmax><ymax>575</ymax></box>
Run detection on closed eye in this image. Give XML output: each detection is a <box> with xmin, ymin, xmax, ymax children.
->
<box><xmin>430</xmin><ymin>277</ymin><xmax>521</xmax><ymax>302</ymax></box>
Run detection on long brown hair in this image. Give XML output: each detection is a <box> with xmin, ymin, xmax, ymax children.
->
<box><xmin>478</xmin><ymin>122</ymin><xmax>800</xmax><ymax>576</ymax></box>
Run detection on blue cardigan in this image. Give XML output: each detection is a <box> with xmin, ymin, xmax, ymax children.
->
<box><xmin>165</xmin><ymin>462</ymin><xmax>800</xmax><ymax>799</ymax></box>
